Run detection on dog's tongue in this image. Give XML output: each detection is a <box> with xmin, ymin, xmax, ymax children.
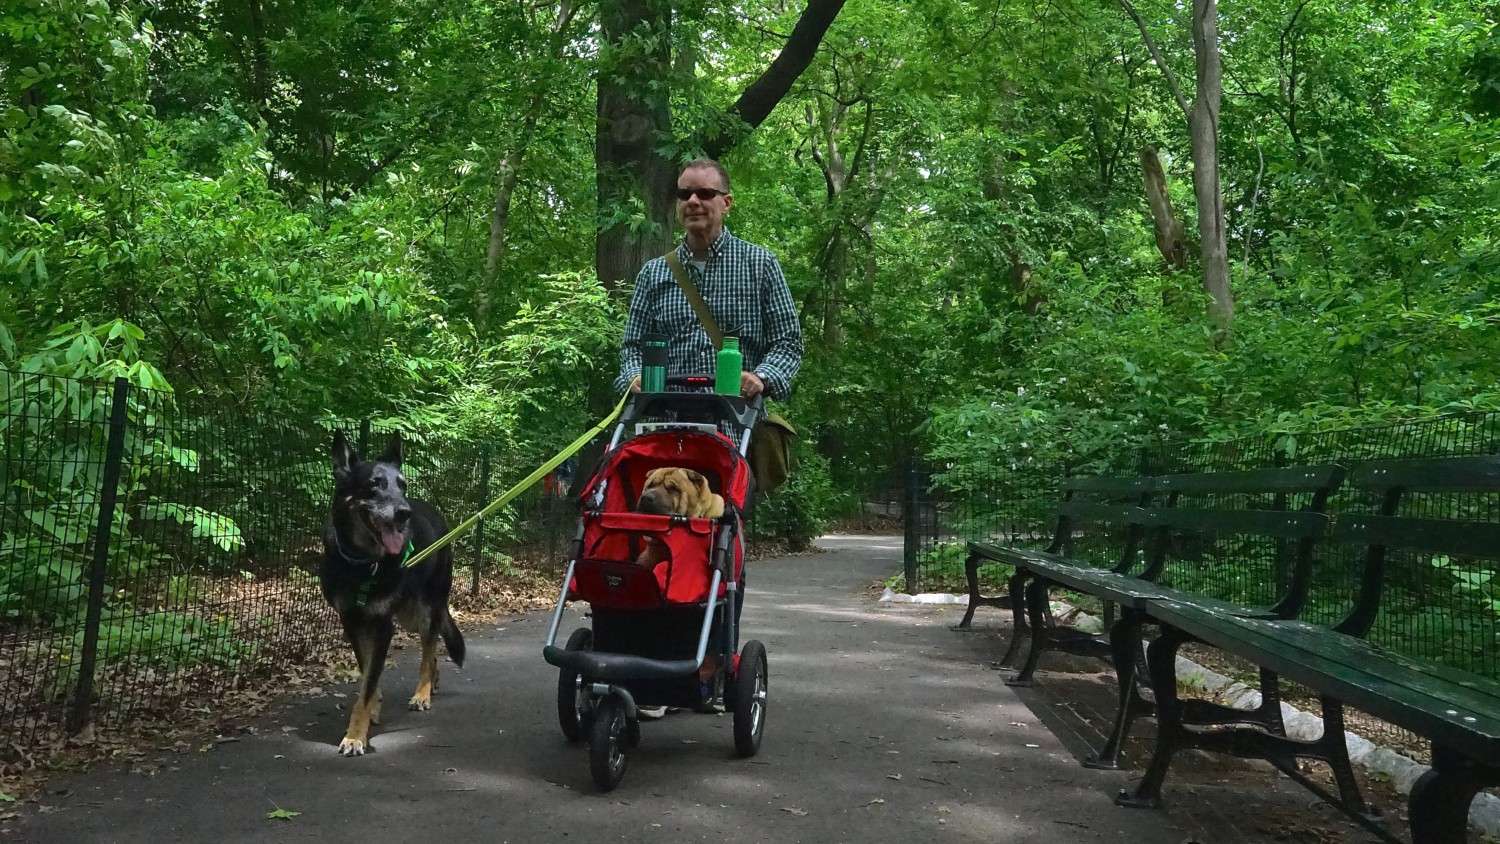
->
<box><xmin>379</xmin><ymin>527</ymin><xmax>408</xmax><ymax>556</ymax></box>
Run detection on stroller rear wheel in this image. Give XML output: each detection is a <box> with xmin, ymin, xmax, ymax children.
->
<box><xmin>732</xmin><ymin>640</ymin><xmax>768</xmax><ymax>758</ymax></box>
<box><xmin>556</xmin><ymin>628</ymin><xmax>594</xmax><ymax>743</ymax></box>
<box><xmin>588</xmin><ymin>695</ymin><xmax>631</xmax><ymax>791</ymax></box>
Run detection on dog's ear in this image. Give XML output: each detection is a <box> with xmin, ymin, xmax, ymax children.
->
<box><xmin>332</xmin><ymin>430</ymin><xmax>357</xmax><ymax>484</ymax></box>
<box><xmin>376</xmin><ymin>433</ymin><xmax>403</xmax><ymax>468</ymax></box>
<box><xmin>687</xmin><ymin>470</ymin><xmax>710</xmax><ymax>493</ymax></box>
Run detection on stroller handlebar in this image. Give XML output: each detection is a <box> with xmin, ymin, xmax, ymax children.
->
<box><xmin>620</xmin><ymin>374</ymin><xmax>766</xmax><ymax>433</ymax></box>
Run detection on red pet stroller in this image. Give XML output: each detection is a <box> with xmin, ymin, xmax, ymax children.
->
<box><xmin>542</xmin><ymin>381</ymin><xmax>768</xmax><ymax>791</ymax></box>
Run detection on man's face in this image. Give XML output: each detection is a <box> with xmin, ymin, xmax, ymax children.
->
<box><xmin>676</xmin><ymin>166</ymin><xmax>732</xmax><ymax>242</ymax></box>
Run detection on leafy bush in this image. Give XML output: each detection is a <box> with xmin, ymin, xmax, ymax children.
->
<box><xmin>754</xmin><ymin>449</ymin><xmax>841</xmax><ymax>552</ymax></box>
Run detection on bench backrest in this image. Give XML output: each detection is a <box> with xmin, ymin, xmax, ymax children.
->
<box><xmin>1142</xmin><ymin>464</ymin><xmax>1347</xmax><ymax>618</ymax></box>
<box><xmin>1334</xmin><ymin>456</ymin><xmax>1500</xmax><ymax>647</ymax></box>
<box><xmin>1048</xmin><ymin>475</ymin><xmax>1153</xmax><ymax>574</ymax></box>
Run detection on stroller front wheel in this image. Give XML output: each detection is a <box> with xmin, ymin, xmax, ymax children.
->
<box><xmin>556</xmin><ymin>627</ymin><xmax>594</xmax><ymax>743</ymax></box>
<box><xmin>732</xmin><ymin>640</ymin><xmax>768</xmax><ymax>758</ymax></box>
<box><xmin>588</xmin><ymin>695</ymin><xmax>631</xmax><ymax>791</ymax></box>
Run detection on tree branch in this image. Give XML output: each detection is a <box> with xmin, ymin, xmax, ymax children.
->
<box><xmin>1115</xmin><ymin>0</ymin><xmax>1191</xmax><ymax>118</ymax></box>
<box><xmin>704</xmin><ymin>0</ymin><xmax>847</xmax><ymax>161</ymax></box>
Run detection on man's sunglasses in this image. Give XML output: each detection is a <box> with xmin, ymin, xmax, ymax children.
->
<box><xmin>676</xmin><ymin>187</ymin><xmax>726</xmax><ymax>201</ymax></box>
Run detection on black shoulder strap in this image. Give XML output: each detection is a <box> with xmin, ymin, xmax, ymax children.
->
<box><xmin>664</xmin><ymin>250</ymin><xmax>723</xmax><ymax>349</ymax></box>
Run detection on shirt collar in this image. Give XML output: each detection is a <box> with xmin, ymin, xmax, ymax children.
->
<box><xmin>679</xmin><ymin>228</ymin><xmax>733</xmax><ymax>263</ymax></box>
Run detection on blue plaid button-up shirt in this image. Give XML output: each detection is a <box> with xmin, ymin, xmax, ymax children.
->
<box><xmin>616</xmin><ymin>229</ymin><xmax>803</xmax><ymax>400</ymax></box>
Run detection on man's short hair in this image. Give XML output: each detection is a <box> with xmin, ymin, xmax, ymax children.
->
<box><xmin>680</xmin><ymin>158</ymin><xmax>731</xmax><ymax>193</ymax></box>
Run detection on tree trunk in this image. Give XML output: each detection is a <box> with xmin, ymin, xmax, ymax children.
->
<box><xmin>1190</xmin><ymin>0</ymin><xmax>1233</xmax><ymax>334</ymax></box>
<box><xmin>594</xmin><ymin>1</ymin><xmax>847</xmax><ymax>290</ymax></box>
<box><xmin>1010</xmin><ymin>251</ymin><xmax>1044</xmax><ymax>315</ymax></box>
<box><xmin>1118</xmin><ymin>0</ymin><xmax>1233</xmax><ymax>333</ymax></box>
<box><xmin>486</xmin><ymin>95</ymin><xmax>547</xmax><ymax>287</ymax></box>
<box><xmin>484</xmin><ymin>2</ymin><xmax>577</xmax><ymax>313</ymax></box>
<box><xmin>1140</xmin><ymin>146</ymin><xmax>1188</xmax><ymax>272</ymax></box>
<box><xmin>595</xmin><ymin>0</ymin><xmax>676</xmax><ymax>292</ymax></box>
<box><xmin>808</xmin><ymin>104</ymin><xmax>849</xmax><ymax>347</ymax></box>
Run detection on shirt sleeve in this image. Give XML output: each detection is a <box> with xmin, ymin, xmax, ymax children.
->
<box><xmin>753</xmin><ymin>253</ymin><xmax>804</xmax><ymax>401</ymax></box>
<box><xmin>615</xmin><ymin>265</ymin><xmax>652</xmax><ymax>393</ymax></box>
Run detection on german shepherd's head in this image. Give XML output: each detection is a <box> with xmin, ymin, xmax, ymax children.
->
<box><xmin>331</xmin><ymin>430</ymin><xmax>414</xmax><ymax>559</ymax></box>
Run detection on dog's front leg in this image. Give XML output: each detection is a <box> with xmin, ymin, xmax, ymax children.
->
<box><xmin>340</xmin><ymin>618</ymin><xmax>394</xmax><ymax>756</ymax></box>
<box><xmin>342</xmin><ymin>621</ymin><xmax>384</xmax><ymax>725</ymax></box>
<box><xmin>410</xmin><ymin>625</ymin><xmax>439</xmax><ymax>711</ymax></box>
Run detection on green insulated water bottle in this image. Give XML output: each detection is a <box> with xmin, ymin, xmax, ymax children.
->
<box><xmin>642</xmin><ymin>333</ymin><xmax>667</xmax><ymax>393</ymax></box>
<box><xmin>716</xmin><ymin>336</ymin><xmax>742</xmax><ymax>395</ymax></box>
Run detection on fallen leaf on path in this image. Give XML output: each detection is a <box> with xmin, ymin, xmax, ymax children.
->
<box><xmin>780</xmin><ymin>807</ymin><xmax>808</xmax><ymax>816</ymax></box>
<box><xmin>267</xmin><ymin>808</ymin><xmax>300</xmax><ymax>821</ymax></box>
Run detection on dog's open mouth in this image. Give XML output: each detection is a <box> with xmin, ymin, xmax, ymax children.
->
<box><xmin>361</xmin><ymin>510</ymin><xmax>409</xmax><ymax>556</ymax></box>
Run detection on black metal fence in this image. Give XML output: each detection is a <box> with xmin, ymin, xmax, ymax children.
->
<box><xmin>0</xmin><ymin>370</ymin><xmax>575</xmax><ymax>757</ymax></box>
<box><xmin>906</xmin><ymin>411</ymin><xmax>1500</xmax><ymax>682</ymax></box>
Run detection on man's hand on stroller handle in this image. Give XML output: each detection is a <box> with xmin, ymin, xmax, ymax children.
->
<box><xmin>739</xmin><ymin>371</ymin><xmax>765</xmax><ymax>398</ymax></box>
<box><xmin>633</xmin><ymin>371</ymin><xmax>763</xmax><ymax>398</ymax></box>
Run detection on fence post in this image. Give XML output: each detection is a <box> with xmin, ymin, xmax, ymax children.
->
<box><xmin>68</xmin><ymin>377</ymin><xmax>130</xmax><ymax>735</ymax></box>
<box><xmin>903</xmin><ymin>457</ymin><xmax>919</xmax><ymax>594</ymax></box>
<box><xmin>471</xmin><ymin>445</ymin><xmax>490</xmax><ymax>597</ymax></box>
<box><xmin>358</xmin><ymin>419</ymin><xmax>371</xmax><ymax>459</ymax></box>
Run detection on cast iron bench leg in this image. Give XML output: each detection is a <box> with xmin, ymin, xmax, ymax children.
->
<box><xmin>954</xmin><ymin>550</ymin><xmax>1017</xmax><ymax>633</ymax></box>
<box><xmin>1117</xmin><ymin>625</ymin><xmax>1193</xmax><ymax>809</ymax></box>
<box><xmin>1086</xmin><ymin>608</ymin><xmax>1153</xmax><ymax>769</ymax></box>
<box><xmin>998</xmin><ymin>569</ymin><xmax>1030</xmax><ymax>666</ymax></box>
<box><xmin>1409</xmin><ymin>744</ymin><xmax>1497</xmax><ymax>844</ymax></box>
<box><xmin>1005</xmin><ymin>575</ymin><xmax>1051</xmax><ymax>686</ymax></box>
<box><xmin>1177</xmin><ymin>666</ymin><xmax>1288</xmax><ymax>736</ymax></box>
<box><xmin>1318</xmin><ymin>696</ymin><xmax>1376</xmax><ymax>819</ymax></box>
<box><xmin>955</xmin><ymin>550</ymin><xmax>983</xmax><ymax>630</ymax></box>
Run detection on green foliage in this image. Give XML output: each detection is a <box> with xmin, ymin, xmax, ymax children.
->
<box><xmin>4</xmin><ymin>0</ymin><xmax>1500</xmax><ymax>677</ymax></box>
<box><xmin>0</xmin><ymin>324</ymin><xmax>250</xmax><ymax>678</ymax></box>
<box><xmin>755</xmin><ymin>449</ymin><xmax>841</xmax><ymax>552</ymax></box>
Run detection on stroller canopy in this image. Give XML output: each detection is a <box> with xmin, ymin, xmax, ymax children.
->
<box><xmin>579</xmin><ymin>431</ymin><xmax>752</xmax><ymax>514</ymax></box>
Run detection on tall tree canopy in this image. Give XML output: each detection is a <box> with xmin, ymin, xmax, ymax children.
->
<box><xmin>3</xmin><ymin>0</ymin><xmax>1497</xmax><ymax>500</ymax></box>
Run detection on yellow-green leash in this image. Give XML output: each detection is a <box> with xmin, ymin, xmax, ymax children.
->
<box><xmin>402</xmin><ymin>387</ymin><xmax>633</xmax><ymax>569</ymax></box>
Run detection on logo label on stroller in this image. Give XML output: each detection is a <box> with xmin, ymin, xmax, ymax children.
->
<box><xmin>606</xmin><ymin>575</ymin><xmax>624</xmax><ymax>587</ymax></box>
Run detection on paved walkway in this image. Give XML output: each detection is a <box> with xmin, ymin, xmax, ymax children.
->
<box><xmin>11</xmin><ymin>536</ymin><xmax>1382</xmax><ymax>843</ymax></box>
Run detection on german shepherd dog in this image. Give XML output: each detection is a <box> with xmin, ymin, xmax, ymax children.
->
<box><xmin>320</xmin><ymin>431</ymin><xmax>465</xmax><ymax>756</ymax></box>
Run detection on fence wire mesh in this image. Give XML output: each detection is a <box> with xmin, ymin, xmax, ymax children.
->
<box><xmin>0</xmin><ymin>370</ymin><xmax>573</xmax><ymax>761</ymax></box>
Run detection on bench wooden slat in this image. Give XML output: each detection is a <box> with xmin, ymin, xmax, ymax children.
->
<box><xmin>1352</xmin><ymin>455</ymin><xmax>1500</xmax><ymax>494</ymax></box>
<box><xmin>1035</xmin><ymin>561</ymin><xmax>1272</xmax><ymax>612</ymax></box>
<box><xmin>967</xmin><ymin>542</ymin><xmax>1072</xmax><ymax>569</ymax></box>
<box><xmin>1334</xmin><ymin>514</ymin><xmax>1500</xmax><ymax>560</ymax></box>
<box><xmin>1144</xmin><ymin>507</ymin><xmax>1329</xmax><ymax>539</ymax></box>
<box><xmin>1053</xmin><ymin>501</ymin><xmax>1150</xmax><ymax>524</ymax></box>
<box><xmin>1153</xmin><ymin>464</ymin><xmax>1346</xmax><ymax>496</ymax></box>
<box><xmin>1061</xmin><ymin>475</ymin><xmax>1152</xmax><ymax>495</ymax></box>
<box><xmin>1147</xmin><ymin>600</ymin><xmax>1500</xmax><ymax>758</ymax></box>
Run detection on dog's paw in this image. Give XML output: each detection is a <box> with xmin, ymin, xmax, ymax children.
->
<box><xmin>408</xmin><ymin>693</ymin><xmax>431</xmax><ymax>712</ymax></box>
<box><xmin>337</xmin><ymin>737</ymin><xmax>368</xmax><ymax>756</ymax></box>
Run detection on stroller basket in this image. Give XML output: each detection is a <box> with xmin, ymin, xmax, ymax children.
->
<box><xmin>570</xmin><ymin>512</ymin><xmax>726</xmax><ymax>608</ymax></box>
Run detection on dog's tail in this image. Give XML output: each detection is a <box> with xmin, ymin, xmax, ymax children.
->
<box><xmin>441</xmin><ymin>612</ymin><xmax>466</xmax><ymax>668</ymax></box>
